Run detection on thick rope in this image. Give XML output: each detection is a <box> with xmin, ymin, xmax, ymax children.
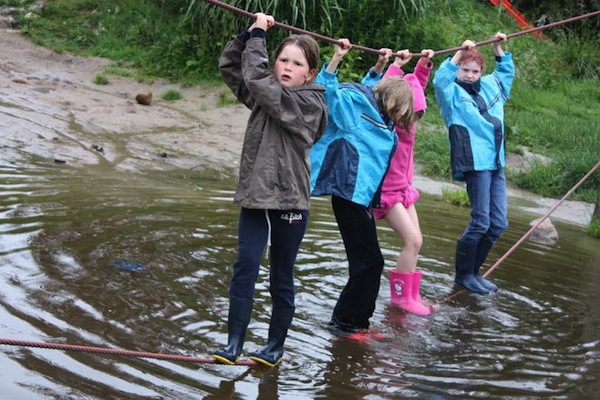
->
<box><xmin>441</xmin><ymin>160</ymin><xmax>600</xmax><ymax>303</ymax></box>
<box><xmin>202</xmin><ymin>0</ymin><xmax>600</xmax><ymax>58</ymax></box>
<box><xmin>0</xmin><ymin>338</ymin><xmax>258</xmax><ymax>366</ymax></box>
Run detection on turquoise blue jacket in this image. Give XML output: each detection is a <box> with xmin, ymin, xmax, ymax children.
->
<box><xmin>310</xmin><ymin>64</ymin><xmax>397</xmax><ymax>207</ymax></box>
<box><xmin>433</xmin><ymin>53</ymin><xmax>514</xmax><ymax>181</ymax></box>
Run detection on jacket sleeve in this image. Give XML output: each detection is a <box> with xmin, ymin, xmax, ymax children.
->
<box><xmin>316</xmin><ymin>63</ymin><xmax>363</xmax><ymax>133</ymax></box>
<box><xmin>361</xmin><ymin>67</ymin><xmax>382</xmax><ymax>87</ymax></box>
<box><xmin>218</xmin><ymin>39</ymin><xmax>255</xmax><ymax>109</ymax></box>
<box><xmin>492</xmin><ymin>53</ymin><xmax>515</xmax><ymax>100</ymax></box>
<box><xmin>413</xmin><ymin>60</ymin><xmax>433</xmax><ymax>90</ymax></box>
<box><xmin>242</xmin><ymin>38</ymin><xmax>323</xmax><ymax>137</ymax></box>
<box><xmin>433</xmin><ymin>58</ymin><xmax>459</xmax><ymax>124</ymax></box>
<box><xmin>383</xmin><ymin>63</ymin><xmax>404</xmax><ymax>79</ymax></box>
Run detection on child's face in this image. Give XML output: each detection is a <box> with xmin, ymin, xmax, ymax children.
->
<box><xmin>273</xmin><ymin>44</ymin><xmax>315</xmax><ymax>88</ymax></box>
<box><xmin>457</xmin><ymin>60</ymin><xmax>482</xmax><ymax>83</ymax></box>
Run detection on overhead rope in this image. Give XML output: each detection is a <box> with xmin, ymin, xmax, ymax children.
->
<box><xmin>202</xmin><ymin>0</ymin><xmax>600</xmax><ymax>58</ymax></box>
<box><xmin>0</xmin><ymin>338</ymin><xmax>258</xmax><ymax>366</ymax></box>
<box><xmin>441</xmin><ymin>160</ymin><xmax>600</xmax><ymax>303</ymax></box>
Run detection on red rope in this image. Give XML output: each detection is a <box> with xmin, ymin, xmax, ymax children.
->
<box><xmin>441</xmin><ymin>160</ymin><xmax>600</xmax><ymax>303</ymax></box>
<box><xmin>0</xmin><ymin>338</ymin><xmax>258</xmax><ymax>366</ymax></box>
<box><xmin>202</xmin><ymin>0</ymin><xmax>600</xmax><ymax>58</ymax></box>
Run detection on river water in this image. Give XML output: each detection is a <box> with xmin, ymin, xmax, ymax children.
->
<box><xmin>1</xmin><ymin>159</ymin><xmax>599</xmax><ymax>399</ymax></box>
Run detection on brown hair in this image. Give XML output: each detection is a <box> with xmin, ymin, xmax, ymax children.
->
<box><xmin>273</xmin><ymin>34</ymin><xmax>320</xmax><ymax>81</ymax></box>
<box><xmin>458</xmin><ymin>49</ymin><xmax>485</xmax><ymax>70</ymax></box>
<box><xmin>374</xmin><ymin>77</ymin><xmax>415</xmax><ymax>130</ymax></box>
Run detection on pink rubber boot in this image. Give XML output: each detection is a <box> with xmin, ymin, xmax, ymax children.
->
<box><xmin>389</xmin><ymin>270</ymin><xmax>431</xmax><ymax>316</ymax></box>
<box><xmin>412</xmin><ymin>270</ymin><xmax>438</xmax><ymax>313</ymax></box>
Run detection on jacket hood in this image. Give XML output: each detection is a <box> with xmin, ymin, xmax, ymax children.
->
<box><xmin>404</xmin><ymin>74</ymin><xmax>427</xmax><ymax>113</ymax></box>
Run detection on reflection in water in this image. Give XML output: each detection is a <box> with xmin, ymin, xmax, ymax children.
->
<box><xmin>1</xmin><ymin>161</ymin><xmax>599</xmax><ymax>399</ymax></box>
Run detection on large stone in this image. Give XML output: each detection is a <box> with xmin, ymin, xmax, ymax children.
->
<box><xmin>528</xmin><ymin>217</ymin><xmax>559</xmax><ymax>245</ymax></box>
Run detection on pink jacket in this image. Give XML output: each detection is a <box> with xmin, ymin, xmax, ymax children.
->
<box><xmin>380</xmin><ymin>60</ymin><xmax>432</xmax><ymax>191</ymax></box>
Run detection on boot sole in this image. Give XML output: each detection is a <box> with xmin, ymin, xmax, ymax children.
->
<box><xmin>211</xmin><ymin>354</ymin><xmax>238</xmax><ymax>365</ymax></box>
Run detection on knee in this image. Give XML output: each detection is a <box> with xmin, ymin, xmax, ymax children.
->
<box><xmin>408</xmin><ymin>232</ymin><xmax>423</xmax><ymax>252</ymax></box>
<box><xmin>490</xmin><ymin>220</ymin><xmax>508</xmax><ymax>239</ymax></box>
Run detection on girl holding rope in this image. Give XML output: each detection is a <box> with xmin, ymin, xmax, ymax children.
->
<box><xmin>374</xmin><ymin>48</ymin><xmax>436</xmax><ymax>315</ymax></box>
<box><xmin>433</xmin><ymin>32</ymin><xmax>514</xmax><ymax>295</ymax></box>
<box><xmin>212</xmin><ymin>12</ymin><xmax>327</xmax><ymax>366</ymax></box>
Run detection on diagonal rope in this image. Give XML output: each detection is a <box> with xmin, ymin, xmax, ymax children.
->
<box><xmin>0</xmin><ymin>338</ymin><xmax>258</xmax><ymax>366</ymax></box>
<box><xmin>441</xmin><ymin>160</ymin><xmax>600</xmax><ymax>303</ymax></box>
<box><xmin>202</xmin><ymin>0</ymin><xmax>600</xmax><ymax>58</ymax></box>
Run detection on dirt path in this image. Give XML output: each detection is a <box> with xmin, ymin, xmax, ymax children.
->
<box><xmin>0</xmin><ymin>30</ymin><xmax>594</xmax><ymax>227</ymax></box>
<box><xmin>0</xmin><ymin>30</ymin><xmax>247</xmax><ymax>174</ymax></box>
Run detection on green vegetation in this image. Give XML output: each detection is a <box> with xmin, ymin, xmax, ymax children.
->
<box><xmin>161</xmin><ymin>89</ymin><xmax>183</xmax><ymax>101</ymax></box>
<box><xmin>216</xmin><ymin>90</ymin><xmax>238</xmax><ymax>108</ymax></box>
<box><xmin>11</xmin><ymin>0</ymin><xmax>600</xmax><ymax>234</ymax></box>
<box><xmin>0</xmin><ymin>0</ymin><xmax>36</xmax><ymax>6</ymax></box>
<box><xmin>441</xmin><ymin>187</ymin><xmax>470</xmax><ymax>208</ymax></box>
<box><xmin>93</xmin><ymin>74</ymin><xmax>109</xmax><ymax>85</ymax></box>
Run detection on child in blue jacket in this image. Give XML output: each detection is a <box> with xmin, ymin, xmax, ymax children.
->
<box><xmin>433</xmin><ymin>32</ymin><xmax>514</xmax><ymax>295</ymax></box>
<box><xmin>311</xmin><ymin>39</ymin><xmax>415</xmax><ymax>333</ymax></box>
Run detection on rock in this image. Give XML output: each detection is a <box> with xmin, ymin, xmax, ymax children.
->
<box><xmin>528</xmin><ymin>217</ymin><xmax>559</xmax><ymax>245</ymax></box>
<box><xmin>135</xmin><ymin>92</ymin><xmax>152</xmax><ymax>105</ymax></box>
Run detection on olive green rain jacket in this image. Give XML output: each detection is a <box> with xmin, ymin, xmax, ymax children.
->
<box><xmin>219</xmin><ymin>37</ymin><xmax>328</xmax><ymax>210</ymax></box>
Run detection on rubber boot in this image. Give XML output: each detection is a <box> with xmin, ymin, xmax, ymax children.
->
<box><xmin>249</xmin><ymin>306</ymin><xmax>294</xmax><ymax>367</ymax></box>
<box><xmin>455</xmin><ymin>239</ymin><xmax>489</xmax><ymax>295</ymax></box>
<box><xmin>474</xmin><ymin>237</ymin><xmax>498</xmax><ymax>292</ymax></box>
<box><xmin>412</xmin><ymin>270</ymin><xmax>438</xmax><ymax>313</ymax></box>
<box><xmin>389</xmin><ymin>270</ymin><xmax>431</xmax><ymax>315</ymax></box>
<box><xmin>212</xmin><ymin>298</ymin><xmax>253</xmax><ymax>365</ymax></box>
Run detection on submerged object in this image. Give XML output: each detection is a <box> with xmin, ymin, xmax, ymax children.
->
<box><xmin>112</xmin><ymin>261</ymin><xmax>146</xmax><ymax>271</ymax></box>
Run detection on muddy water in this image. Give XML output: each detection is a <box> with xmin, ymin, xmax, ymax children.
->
<box><xmin>1</xmin><ymin>159</ymin><xmax>599</xmax><ymax>400</ymax></box>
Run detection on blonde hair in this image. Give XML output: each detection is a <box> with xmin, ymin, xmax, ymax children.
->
<box><xmin>374</xmin><ymin>77</ymin><xmax>415</xmax><ymax>130</ymax></box>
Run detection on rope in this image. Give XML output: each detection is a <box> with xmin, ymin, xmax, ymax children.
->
<box><xmin>202</xmin><ymin>0</ymin><xmax>600</xmax><ymax>58</ymax></box>
<box><xmin>0</xmin><ymin>338</ymin><xmax>258</xmax><ymax>366</ymax></box>
<box><xmin>441</xmin><ymin>160</ymin><xmax>600</xmax><ymax>303</ymax></box>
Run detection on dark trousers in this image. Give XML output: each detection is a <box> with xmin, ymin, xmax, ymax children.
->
<box><xmin>331</xmin><ymin>196</ymin><xmax>384</xmax><ymax>330</ymax></box>
<box><xmin>229</xmin><ymin>207</ymin><xmax>308</xmax><ymax>310</ymax></box>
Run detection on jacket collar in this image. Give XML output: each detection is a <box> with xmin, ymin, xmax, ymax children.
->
<box><xmin>456</xmin><ymin>79</ymin><xmax>481</xmax><ymax>94</ymax></box>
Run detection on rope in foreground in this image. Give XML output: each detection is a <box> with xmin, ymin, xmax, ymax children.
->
<box><xmin>0</xmin><ymin>338</ymin><xmax>257</xmax><ymax>366</ymax></box>
<box><xmin>202</xmin><ymin>0</ymin><xmax>600</xmax><ymax>58</ymax></box>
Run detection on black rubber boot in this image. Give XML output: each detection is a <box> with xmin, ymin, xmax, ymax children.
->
<box><xmin>249</xmin><ymin>306</ymin><xmax>294</xmax><ymax>367</ymax></box>
<box><xmin>455</xmin><ymin>239</ymin><xmax>489</xmax><ymax>295</ymax></box>
<box><xmin>474</xmin><ymin>237</ymin><xmax>498</xmax><ymax>292</ymax></box>
<box><xmin>212</xmin><ymin>298</ymin><xmax>253</xmax><ymax>365</ymax></box>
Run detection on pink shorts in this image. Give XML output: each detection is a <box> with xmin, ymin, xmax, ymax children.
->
<box><xmin>373</xmin><ymin>186</ymin><xmax>420</xmax><ymax>220</ymax></box>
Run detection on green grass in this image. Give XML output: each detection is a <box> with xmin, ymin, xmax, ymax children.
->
<box><xmin>93</xmin><ymin>74</ymin><xmax>109</xmax><ymax>85</ymax></box>
<box><xmin>161</xmin><ymin>89</ymin><xmax>183</xmax><ymax>101</ymax></box>
<box><xmin>589</xmin><ymin>219</ymin><xmax>600</xmax><ymax>239</ymax></box>
<box><xmin>216</xmin><ymin>90</ymin><xmax>238</xmax><ymax>108</ymax></box>
<box><xmin>441</xmin><ymin>187</ymin><xmax>470</xmax><ymax>207</ymax></box>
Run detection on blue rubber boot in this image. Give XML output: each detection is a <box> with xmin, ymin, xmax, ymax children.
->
<box><xmin>455</xmin><ymin>239</ymin><xmax>489</xmax><ymax>295</ymax></box>
<box><xmin>474</xmin><ymin>237</ymin><xmax>498</xmax><ymax>292</ymax></box>
<box><xmin>249</xmin><ymin>306</ymin><xmax>294</xmax><ymax>367</ymax></box>
<box><xmin>212</xmin><ymin>298</ymin><xmax>253</xmax><ymax>365</ymax></box>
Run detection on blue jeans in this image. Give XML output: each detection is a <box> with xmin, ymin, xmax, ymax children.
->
<box><xmin>460</xmin><ymin>169</ymin><xmax>508</xmax><ymax>245</ymax></box>
<box><xmin>229</xmin><ymin>208</ymin><xmax>308</xmax><ymax>309</ymax></box>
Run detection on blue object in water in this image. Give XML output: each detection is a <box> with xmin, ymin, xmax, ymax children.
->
<box><xmin>112</xmin><ymin>261</ymin><xmax>146</xmax><ymax>271</ymax></box>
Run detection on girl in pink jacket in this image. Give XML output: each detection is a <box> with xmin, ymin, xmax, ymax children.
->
<box><xmin>373</xmin><ymin>49</ymin><xmax>435</xmax><ymax>315</ymax></box>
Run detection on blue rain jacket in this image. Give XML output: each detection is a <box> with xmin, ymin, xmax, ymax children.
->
<box><xmin>310</xmin><ymin>65</ymin><xmax>397</xmax><ymax>207</ymax></box>
<box><xmin>433</xmin><ymin>53</ymin><xmax>514</xmax><ymax>181</ymax></box>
